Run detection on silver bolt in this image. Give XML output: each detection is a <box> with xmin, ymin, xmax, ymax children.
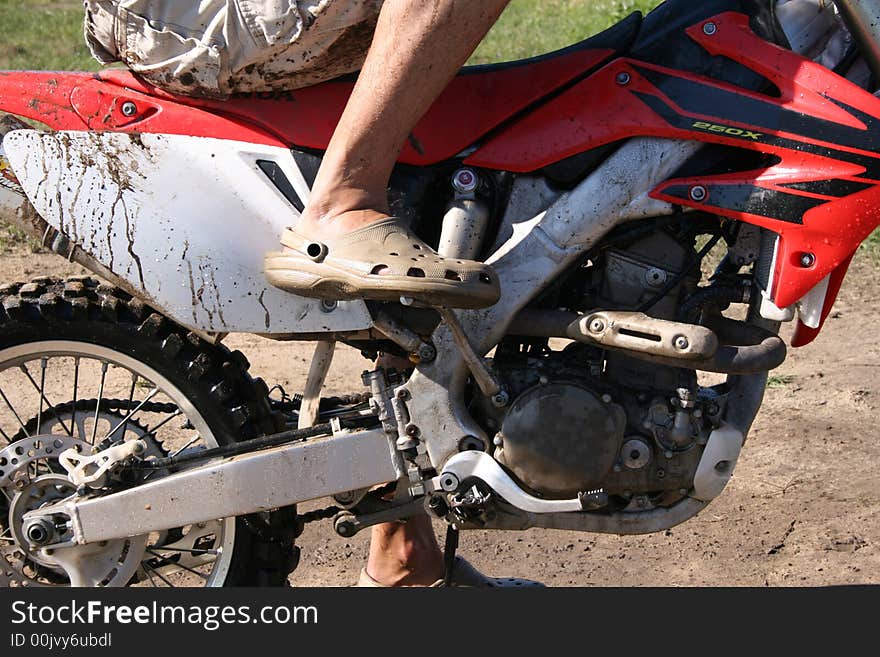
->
<box><xmin>703</xmin><ymin>22</ymin><xmax>717</xmax><ymax>35</ymax></box>
<box><xmin>644</xmin><ymin>267</ymin><xmax>668</xmax><ymax>288</ymax></box>
<box><xmin>615</xmin><ymin>71</ymin><xmax>631</xmax><ymax>85</ymax></box>
<box><xmin>588</xmin><ymin>318</ymin><xmax>606</xmax><ymax>334</ymax></box>
<box><xmin>440</xmin><ymin>473</ymin><xmax>460</xmax><ymax>492</ymax></box>
<box><xmin>674</xmin><ymin>335</ymin><xmax>690</xmax><ymax>350</ymax></box>
<box><xmin>664</xmin><ymin>450</ymin><xmax>674</xmax><ymax>459</ymax></box>
<box><xmin>491</xmin><ymin>390</ymin><xmax>510</xmax><ymax>408</ymax></box>
<box><xmin>601</xmin><ymin>393</ymin><xmax>613</xmax><ymax>404</ymax></box>
<box><xmin>121</xmin><ymin>101</ymin><xmax>138</xmax><ymax>117</ymax></box>
<box><xmin>320</xmin><ymin>299</ymin><xmax>338</xmax><ymax>313</ymax></box>
<box><xmin>399</xmin><ymin>296</ymin><xmax>414</xmax><ymax>306</ymax></box>
<box><xmin>689</xmin><ymin>185</ymin><xmax>708</xmax><ymax>202</ymax></box>
<box><xmin>452</xmin><ymin>168</ymin><xmax>479</xmax><ymax>194</ymax></box>
<box><xmin>799</xmin><ymin>252</ymin><xmax>816</xmax><ymax>268</ymax></box>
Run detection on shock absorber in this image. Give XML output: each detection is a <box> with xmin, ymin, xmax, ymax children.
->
<box><xmin>438</xmin><ymin>167</ymin><xmax>490</xmax><ymax>259</ymax></box>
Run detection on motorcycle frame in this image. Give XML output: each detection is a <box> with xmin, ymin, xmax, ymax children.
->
<box><xmin>4</xmin><ymin>2</ymin><xmax>880</xmax><ymax>544</ymax></box>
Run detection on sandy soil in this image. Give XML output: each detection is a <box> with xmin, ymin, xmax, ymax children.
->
<box><xmin>2</xmin><ymin>246</ymin><xmax>877</xmax><ymax>587</ymax></box>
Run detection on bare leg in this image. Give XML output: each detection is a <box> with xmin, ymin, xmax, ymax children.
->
<box><xmin>365</xmin><ymin>515</ymin><xmax>444</xmax><ymax>586</ymax></box>
<box><xmin>300</xmin><ymin>0</ymin><xmax>511</xmax><ymax>237</ymax></box>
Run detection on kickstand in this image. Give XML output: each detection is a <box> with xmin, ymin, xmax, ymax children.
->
<box><xmin>442</xmin><ymin>523</ymin><xmax>460</xmax><ymax>587</ymax></box>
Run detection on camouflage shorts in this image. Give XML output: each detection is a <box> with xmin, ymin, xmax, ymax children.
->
<box><xmin>84</xmin><ymin>1</ymin><xmax>384</xmax><ymax>98</ymax></box>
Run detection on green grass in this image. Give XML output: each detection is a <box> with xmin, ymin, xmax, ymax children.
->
<box><xmin>0</xmin><ymin>222</ymin><xmax>42</xmax><ymax>254</ymax></box>
<box><xmin>767</xmin><ymin>374</ymin><xmax>796</xmax><ymax>389</ymax></box>
<box><xmin>861</xmin><ymin>229</ymin><xmax>880</xmax><ymax>262</ymax></box>
<box><xmin>0</xmin><ymin>1</ymin><xmax>98</xmax><ymax>72</ymax></box>
<box><xmin>0</xmin><ymin>0</ymin><xmax>663</xmax><ymax>72</ymax></box>
<box><xmin>473</xmin><ymin>0</ymin><xmax>662</xmax><ymax>63</ymax></box>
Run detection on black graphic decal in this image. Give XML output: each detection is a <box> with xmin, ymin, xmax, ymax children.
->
<box><xmin>663</xmin><ymin>183</ymin><xmax>828</xmax><ymax>224</ymax></box>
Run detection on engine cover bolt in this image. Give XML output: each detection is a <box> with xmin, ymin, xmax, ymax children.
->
<box><xmin>615</xmin><ymin>71</ymin><xmax>631</xmax><ymax>85</ymax></box>
<box><xmin>674</xmin><ymin>335</ymin><xmax>690</xmax><ymax>350</ymax></box>
<box><xmin>601</xmin><ymin>393</ymin><xmax>613</xmax><ymax>404</ymax></box>
<box><xmin>703</xmin><ymin>22</ymin><xmax>718</xmax><ymax>35</ymax></box>
<box><xmin>120</xmin><ymin>101</ymin><xmax>138</xmax><ymax>117</ymax></box>
<box><xmin>416</xmin><ymin>343</ymin><xmax>436</xmax><ymax>363</ymax></box>
<box><xmin>588</xmin><ymin>318</ymin><xmax>606</xmax><ymax>334</ymax></box>
<box><xmin>664</xmin><ymin>450</ymin><xmax>674</xmax><ymax>459</ymax></box>
<box><xmin>491</xmin><ymin>390</ymin><xmax>510</xmax><ymax>408</ymax></box>
<box><xmin>689</xmin><ymin>185</ymin><xmax>708</xmax><ymax>202</ymax></box>
<box><xmin>396</xmin><ymin>388</ymin><xmax>411</xmax><ymax>402</ymax></box>
<box><xmin>404</xmin><ymin>423</ymin><xmax>421</xmax><ymax>438</ymax></box>
<box><xmin>452</xmin><ymin>168</ymin><xmax>479</xmax><ymax>194</ymax></box>
<box><xmin>799</xmin><ymin>252</ymin><xmax>816</xmax><ymax>268</ymax></box>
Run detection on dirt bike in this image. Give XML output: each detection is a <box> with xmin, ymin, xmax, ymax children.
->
<box><xmin>0</xmin><ymin>0</ymin><xmax>877</xmax><ymax>587</ymax></box>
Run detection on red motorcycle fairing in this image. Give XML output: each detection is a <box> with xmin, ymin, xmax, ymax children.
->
<box><xmin>468</xmin><ymin>12</ymin><xmax>880</xmax><ymax>345</ymax></box>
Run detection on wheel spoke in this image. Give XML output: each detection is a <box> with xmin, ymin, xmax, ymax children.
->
<box><xmin>36</xmin><ymin>358</ymin><xmax>46</xmax><ymax>434</ymax></box>
<box><xmin>18</xmin><ymin>363</ymin><xmax>73</xmax><ymax>436</ymax></box>
<box><xmin>71</xmin><ymin>357</ymin><xmax>80</xmax><ymax>438</ymax></box>
<box><xmin>145</xmin><ymin>550</ymin><xmax>209</xmax><ymax>580</ymax></box>
<box><xmin>141</xmin><ymin>559</ymin><xmax>175</xmax><ymax>587</ymax></box>
<box><xmin>90</xmin><ymin>362</ymin><xmax>109</xmax><ymax>445</ymax></box>
<box><xmin>140</xmin><ymin>564</ymin><xmax>160</xmax><ymax>588</ymax></box>
<box><xmin>102</xmin><ymin>388</ymin><xmax>159</xmax><ymax>444</ymax></box>
<box><xmin>0</xmin><ymin>385</ymin><xmax>29</xmax><ymax>438</ymax></box>
<box><xmin>119</xmin><ymin>374</ymin><xmax>138</xmax><ymax>444</ymax></box>
<box><xmin>144</xmin><ymin>410</ymin><xmax>183</xmax><ymax>438</ymax></box>
<box><xmin>145</xmin><ymin>545</ymin><xmax>218</xmax><ymax>557</ymax></box>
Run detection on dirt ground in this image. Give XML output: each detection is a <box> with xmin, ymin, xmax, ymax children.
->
<box><xmin>2</xmin><ymin>245</ymin><xmax>877</xmax><ymax>587</ymax></box>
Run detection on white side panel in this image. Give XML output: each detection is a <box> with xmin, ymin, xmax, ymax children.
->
<box><xmin>3</xmin><ymin>130</ymin><xmax>371</xmax><ymax>334</ymax></box>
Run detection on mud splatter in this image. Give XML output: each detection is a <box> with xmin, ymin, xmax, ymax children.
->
<box><xmin>258</xmin><ymin>288</ymin><xmax>271</xmax><ymax>330</ymax></box>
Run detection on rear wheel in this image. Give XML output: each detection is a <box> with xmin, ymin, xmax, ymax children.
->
<box><xmin>0</xmin><ymin>277</ymin><xmax>298</xmax><ymax>587</ymax></box>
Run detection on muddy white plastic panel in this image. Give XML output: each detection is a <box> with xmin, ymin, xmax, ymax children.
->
<box><xmin>692</xmin><ymin>422</ymin><xmax>744</xmax><ymax>501</ymax></box>
<box><xmin>3</xmin><ymin>130</ymin><xmax>372</xmax><ymax>334</ymax></box>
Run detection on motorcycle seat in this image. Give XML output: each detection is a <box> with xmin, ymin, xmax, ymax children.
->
<box><xmin>183</xmin><ymin>12</ymin><xmax>644</xmax><ymax>165</ymax></box>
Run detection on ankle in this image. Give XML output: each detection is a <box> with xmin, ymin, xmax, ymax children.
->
<box><xmin>298</xmin><ymin>207</ymin><xmax>390</xmax><ymax>235</ymax></box>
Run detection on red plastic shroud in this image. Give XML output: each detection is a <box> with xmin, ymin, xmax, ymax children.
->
<box><xmin>0</xmin><ymin>45</ymin><xmax>613</xmax><ymax>164</ymax></box>
<box><xmin>469</xmin><ymin>13</ymin><xmax>880</xmax><ymax>347</ymax></box>
<box><xmin>2</xmin><ymin>12</ymin><xmax>879</xmax><ymax>346</ymax></box>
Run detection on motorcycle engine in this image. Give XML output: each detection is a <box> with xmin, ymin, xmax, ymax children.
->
<box><xmin>474</xmin><ymin>229</ymin><xmax>719</xmax><ymax>503</ymax></box>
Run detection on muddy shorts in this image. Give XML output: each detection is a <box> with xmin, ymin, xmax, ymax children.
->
<box><xmin>83</xmin><ymin>1</ymin><xmax>384</xmax><ymax>98</ymax></box>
